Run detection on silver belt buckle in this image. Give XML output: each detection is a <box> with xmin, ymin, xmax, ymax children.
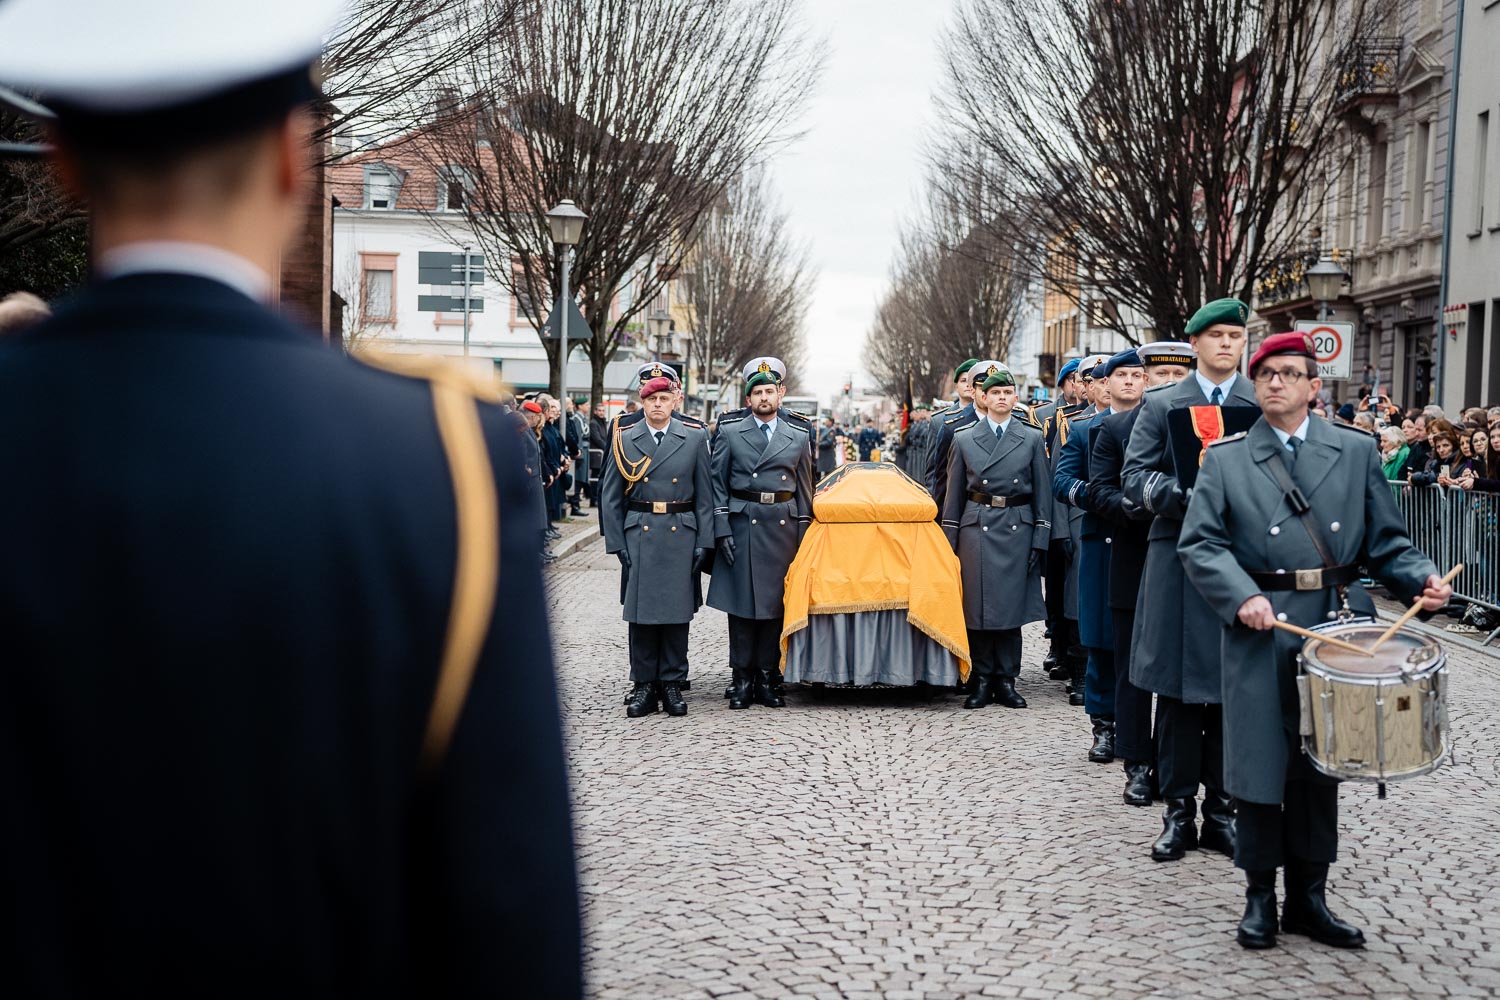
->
<box><xmin>652</xmin><ymin>500</ymin><xmax>668</xmax><ymax>514</ymax></box>
<box><xmin>760</xmin><ymin>491</ymin><xmax>776</xmax><ymax>504</ymax></box>
<box><xmin>990</xmin><ymin>495</ymin><xmax>1006</xmax><ymax>508</ymax></box>
<box><xmin>1295</xmin><ymin>568</ymin><xmax>1324</xmax><ymax>591</ymax></box>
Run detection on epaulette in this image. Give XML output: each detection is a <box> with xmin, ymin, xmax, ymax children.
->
<box><xmin>944</xmin><ymin>410</ymin><xmax>973</xmax><ymax>425</ymax></box>
<box><xmin>675</xmin><ymin>413</ymin><xmax>706</xmax><ymax>429</ymax></box>
<box><xmin>716</xmin><ymin>411</ymin><xmax>749</xmax><ymax>426</ymax></box>
<box><xmin>1068</xmin><ymin>410</ymin><xmax>1093</xmax><ymax>422</ymax></box>
<box><xmin>1207</xmin><ymin>431</ymin><xmax>1247</xmax><ymax>447</ymax></box>
<box><xmin>1334</xmin><ymin>422</ymin><xmax>1377</xmax><ymax>440</ymax></box>
<box><xmin>1145</xmin><ymin>381</ymin><xmax>1176</xmax><ymax>394</ymax></box>
<box><xmin>781</xmin><ymin>407</ymin><xmax>814</xmax><ymax>423</ymax></box>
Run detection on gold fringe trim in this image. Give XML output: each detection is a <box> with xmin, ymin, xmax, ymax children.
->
<box><xmin>905</xmin><ymin>610</ymin><xmax>972</xmax><ymax>681</ymax></box>
<box><xmin>806</xmin><ymin>599</ymin><xmax>912</xmax><ymax>615</ymax></box>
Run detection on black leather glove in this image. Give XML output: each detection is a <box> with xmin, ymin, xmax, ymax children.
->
<box><xmin>692</xmin><ymin>547</ymin><xmax>708</xmax><ymax>574</ymax></box>
<box><xmin>617</xmin><ymin>550</ymin><xmax>631</xmax><ymax>570</ymax></box>
<box><xmin>717</xmin><ymin>536</ymin><xmax>737</xmax><ymax>568</ymax></box>
<box><xmin>1028</xmin><ymin>549</ymin><xmax>1044</xmax><ymax>574</ymax></box>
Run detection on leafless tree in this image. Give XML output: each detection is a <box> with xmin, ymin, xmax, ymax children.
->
<box><xmin>436</xmin><ymin>0</ymin><xmax>822</xmax><ymax>402</ymax></box>
<box><xmin>936</xmin><ymin>0</ymin><xmax>1385</xmax><ymax>339</ymax></box>
<box><xmin>679</xmin><ymin>169</ymin><xmax>813</xmax><ymax>415</ymax></box>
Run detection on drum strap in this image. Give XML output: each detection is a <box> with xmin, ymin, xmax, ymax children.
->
<box><xmin>1265</xmin><ymin>453</ymin><xmax>1340</xmax><ymax>574</ymax></box>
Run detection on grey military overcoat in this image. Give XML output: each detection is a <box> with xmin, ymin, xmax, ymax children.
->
<box><xmin>941</xmin><ymin>418</ymin><xmax>1053</xmax><ymax>630</ymax></box>
<box><xmin>1179</xmin><ymin>417</ymin><xmax>1436</xmax><ymax>804</ymax></box>
<box><xmin>1122</xmin><ymin>374</ymin><xmax>1259</xmax><ymax>702</ymax></box>
<box><xmin>598</xmin><ymin>419</ymin><xmax>715</xmax><ymax>625</ymax></box>
<box><xmin>902</xmin><ymin>417</ymin><xmax>935</xmax><ymax>489</ymax></box>
<box><xmin>706</xmin><ymin>415</ymin><xmax>814</xmax><ymax>620</ymax></box>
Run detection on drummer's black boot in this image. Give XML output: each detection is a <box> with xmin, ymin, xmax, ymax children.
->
<box><xmin>1087</xmin><ymin>718</ymin><xmax>1115</xmax><ymax>763</ymax></box>
<box><xmin>1282</xmin><ymin>861</ymin><xmax>1365</xmax><ymax>949</ymax></box>
<box><xmin>1199</xmin><ymin>788</ymin><xmax>1238</xmax><ymax>857</ymax></box>
<box><xmin>963</xmin><ymin>673</ymin><xmax>994</xmax><ymax>710</ymax></box>
<box><xmin>727</xmin><ymin>669</ymin><xmax>755</xmax><ymax>710</ymax></box>
<box><xmin>1122</xmin><ymin>761</ymin><xmax>1153</xmax><ymax>806</ymax></box>
<box><xmin>1150</xmin><ymin>797</ymin><xmax>1198</xmax><ymax>861</ymax></box>
<box><xmin>1236</xmin><ymin>869</ymin><xmax>1279</xmax><ymax>949</ymax></box>
<box><xmin>755</xmin><ymin>667</ymin><xmax>786</xmax><ymax>708</ymax></box>
<box><xmin>1068</xmin><ymin>658</ymin><xmax>1087</xmax><ymax>707</ymax></box>
<box><xmin>624</xmin><ymin>683</ymin><xmax>658</xmax><ymax>719</ymax></box>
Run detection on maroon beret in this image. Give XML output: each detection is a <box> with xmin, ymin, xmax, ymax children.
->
<box><xmin>1248</xmin><ymin>330</ymin><xmax>1317</xmax><ymax>374</ymax></box>
<box><xmin>639</xmin><ymin>375</ymin><xmax>676</xmax><ymax>398</ymax></box>
<box><xmin>522</xmin><ymin>400</ymin><xmax>543</xmax><ymax>413</ymax></box>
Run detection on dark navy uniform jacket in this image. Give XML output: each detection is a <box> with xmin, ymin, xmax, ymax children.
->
<box><xmin>0</xmin><ymin>274</ymin><xmax>582</xmax><ymax>999</ymax></box>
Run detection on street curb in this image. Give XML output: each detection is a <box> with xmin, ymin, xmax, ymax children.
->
<box><xmin>549</xmin><ymin>524</ymin><xmax>602</xmax><ymax>563</ymax></box>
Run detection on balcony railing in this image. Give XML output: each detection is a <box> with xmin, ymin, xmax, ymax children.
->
<box><xmin>1253</xmin><ymin>247</ymin><xmax>1351</xmax><ymax>310</ymax></box>
<box><xmin>1334</xmin><ymin>37</ymin><xmax>1401</xmax><ymax>108</ymax></box>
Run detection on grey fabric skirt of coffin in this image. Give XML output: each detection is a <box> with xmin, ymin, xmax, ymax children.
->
<box><xmin>783</xmin><ymin>609</ymin><xmax>961</xmax><ymax>686</ymax></box>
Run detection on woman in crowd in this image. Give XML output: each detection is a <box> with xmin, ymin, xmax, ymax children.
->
<box><xmin>1410</xmin><ymin>425</ymin><xmax>1463</xmax><ymax>487</ymax></box>
<box><xmin>1379</xmin><ymin>426</ymin><xmax>1410</xmax><ymax>481</ymax></box>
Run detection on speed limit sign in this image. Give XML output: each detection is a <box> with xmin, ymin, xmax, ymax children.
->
<box><xmin>1293</xmin><ymin>320</ymin><xmax>1353</xmax><ymax>380</ymax></box>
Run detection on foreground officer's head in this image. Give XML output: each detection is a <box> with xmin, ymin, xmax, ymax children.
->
<box><xmin>980</xmin><ymin>369</ymin><xmax>1017</xmax><ymax>417</ymax></box>
<box><xmin>1249</xmin><ymin>331</ymin><xmax>1321</xmax><ymax>422</ymax></box>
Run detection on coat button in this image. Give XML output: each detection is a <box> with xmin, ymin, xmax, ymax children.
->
<box><xmin>780</xmin><ymin>519</ymin><xmax>786</xmax><ymax>525</ymax></box>
<box><xmin>782</xmin><ymin>474</ymin><xmax>788</xmax><ymax>481</ymax></box>
<box><xmin>671</xmin><ymin>525</ymin><xmax>678</xmax><ymax>532</ymax></box>
<box><xmin>1277</xmin><ymin>612</ymin><xmax>1288</xmax><ymax>622</ymax></box>
<box><xmin>982</xmin><ymin>479</ymin><xmax>988</xmax><ymax>485</ymax></box>
<box><xmin>643</xmin><ymin>476</ymin><xmax>649</xmax><ymax>483</ymax></box>
<box><xmin>1330</xmin><ymin>521</ymin><xmax>1341</xmax><ymax>532</ymax></box>
<box><xmin>1105</xmin><ymin>537</ymin><xmax>1112</xmax><ymax>544</ymax></box>
<box><xmin>1013</xmin><ymin>478</ymin><xmax>1019</xmax><ymax>484</ymax></box>
<box><xmin>752</xmin><ymin>472</ymin><xmax>758</xmax><ymax>478</ymax></box>
<box><xmin>672</xmin><ymin>477</ymin><xmax>678</xmax><ymax>483</ymax></box>
<box><xmin>643</xmin><ymin>525</ymin><xmax>649</xmax><ymax>532</ymax></box>
<box><xmin>1270</xmin><ymin>526</ymin><xmax>1280</xmax><ymax>535</ymax></box>
<box><xmin>982</xmin><ymin>526</ymin><xmax>989</xmax><ymax>532</ymax></box>
<box><xmin>751</xmin><ymin>519</ymin><xmax>758</xmax><ymax>525</ymax></box>
<box><xmin>1010</xmin><ymin>525</ymin><xmax>1018</xmax><ymax>531</ymax></box>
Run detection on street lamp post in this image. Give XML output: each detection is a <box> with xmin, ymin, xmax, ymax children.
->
<box><xmin>546</xmin><ymin>200</ymin><xmax>587</xmax><ymax>400</ymax></box>
<box><xmin>648</xmin><ymin>308</ymin><xmax>672</xmax><ymax>360</ymax></box>
<box><xmin>1306</xmin><ymin>256</ymin><xmax>1348</xmax><ymax>322</ymax></box>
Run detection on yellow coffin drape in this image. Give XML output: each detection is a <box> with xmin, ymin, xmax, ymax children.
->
<box><xmin>780</xmin><ymin>463</ymin><xmax>970</xmax><ymax>679</ymax></box>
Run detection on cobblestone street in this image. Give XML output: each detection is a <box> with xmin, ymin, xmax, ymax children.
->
<box><xmin>549</xmin><ymin>539</ymin><xmax>1500</xmax><ymax>999</ymax></box>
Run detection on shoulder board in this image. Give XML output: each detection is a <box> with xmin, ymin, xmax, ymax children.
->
<box><xmin>1068</xmin><ymin>410</ymin><xmax>1093</xmax><ymax>423</ymax></box>
<box><xmin>781</xmin><ymin>407</ymin><xmax>814</xmax><ymax>423</ymax></box>
<box><xmin>944</xmin><ymin>410</ymin><xmax>973</xmax><ymax>425</ymax></box>
<box><xmin>1207</xmin><ymin>431</ymin><xmax>1247</xmax><ymax>447</ymax></box>
<box><xmin>930</xmin><ymin>404</ymin><xmax>953</xmax><ymax>420</ymax></box>
<box><xmin>671</xmin><ymin>411</ymin><xmax>706</xmax><ymax>428</ymax></box>
<box><xmin>1334</xmin><ymin>422</ymin><xmax>1376</xmax><ymax>440</ymax></box>
<box><xmin>618</xmin><ymin>409</ymin><xmax>645</xmax><ymax>426</ymax></box>
<box><xmin>716</xmin><ymin>411</ymin><xmax>748</xmax><ymax>426</ymax></box>
<box><xmin>1021</xmin><ymin>413</ymin><xmax>1041</xmax><ymax>429</ymax></box>
<box><xmin>1145</xmin><ymin>381</ymin><xmax>1176</xmax><ymax>394</ymax></box>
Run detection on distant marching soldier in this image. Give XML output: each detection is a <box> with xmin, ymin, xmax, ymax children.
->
<box><xmin>1056</xmin><ymin>356</ymin><xmax>1110</xmax><ymax>703</ymax></box>
<box><xmin>599</xmin><ymin>374</ymin><xmax>715</xmax><ymax>719</ymax></box>
<box><xmin>1180</xmin><ymin>330</ymin><xmax>1450</xmax><ymax>950</ymax></box>
<box><xmin>1122</xmin><ymin>298</ymin><xmax>1258</xmax><ymax>863</ymax></box>
<box><xmin>941</xmin><ymin>366</ymin><xmax>1053</xmax><ymax>710</ymax></box>
<box><xmin>902</xmin><ymin>403</ymin><xmax>935</xmax><ymax>486</ymax></box>
<box><xmin>1037</xmin><ymin>357</ymin><xmax>1083</xmax><ymax>678</ymax></box>
<box><xmin>926</xmin><ymin>358</ymin><xmax>980</xmax><ymax>507</ymax></box>
<box><xmin>707</xmin><ymin>360</ymin><xmax>814</xmax><ymax>708</ymax></box>
<box><xmin>1089</xmin><ymin>342</ymin><xmax>1197</xmax><ymax>805</ymax></box>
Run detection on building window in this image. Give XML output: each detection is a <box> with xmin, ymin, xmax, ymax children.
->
<box><xmin>359</xmin><ymin>251</ymin><xmax>399</xmax><ymax>325</ymax></box>
<box><xmin>363</xmin><ymin>165</ymin><xmax>403</xmax><ymax>210</ymax></box>
<box><xmin>438</xmin><ymin>166</ymin><xmax>471</xmax><ymax>212</ymax></box>
<box><xmin>1411</xmin><ymin>120</ymin><xmax>1432</xmax><ymax>227</ymax></box>
<box><xmin>1476</xmin><ymin>111</ymin><xmax>1490</xmax><ymax>232</ymax></box>
<box><xmin>1366</xmin><ymin>140</ymin><xmax>1387</xmax><ymax>245</ymax></box>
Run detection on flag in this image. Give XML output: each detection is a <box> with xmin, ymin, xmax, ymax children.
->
<box><xmin>900</xmin><ymin>371</ymin><xmax>913</xmax><ymax>443</ymax></box>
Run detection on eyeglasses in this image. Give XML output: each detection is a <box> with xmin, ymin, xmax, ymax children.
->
<box><xmin>1252</xmin><ymin>368</ymin><xmax>1311</xmax><ymax>385</ymax></box>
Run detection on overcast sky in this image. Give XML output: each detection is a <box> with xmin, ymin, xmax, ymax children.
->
<box><xmin>767</xmin><ymin>0</ymin><xmax>947</xmax><ymax>407</ymax></box>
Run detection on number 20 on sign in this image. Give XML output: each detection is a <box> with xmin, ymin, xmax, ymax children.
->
<box><xmin>1293</xmin><ymin>320</ymin><xmax>1353</xmax><ymax>380</ymax></box>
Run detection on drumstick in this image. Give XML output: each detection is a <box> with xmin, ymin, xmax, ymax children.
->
<box><xmin>1368</xmin><ymin>563</ymin><xmax>1464</xmax><ymax>653</ymax></box>
<box><xmin>1269</xmin><ymin>618</ymin><xmax>1375</xmax><ymax>658</ymax></box>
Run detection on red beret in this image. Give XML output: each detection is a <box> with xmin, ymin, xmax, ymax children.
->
<box><xmin>1249</xmin><ymin>330</ymin><xmax>1317</xmax><ymax>374</ymax></box>
<box><xmin>522</xmin><ymin>400</ymin><xmax>543</xmax><ymax>413</ymax></box>
<box><xmin>639</xmin><ymin>375</ymin><xmax>676</xmax><ymax>398</ymax></box>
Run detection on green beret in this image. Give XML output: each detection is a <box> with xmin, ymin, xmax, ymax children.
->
<box><xmin>954</xmin><ymin>358</ymin><xmax>980</xmax><ymax>378</ymax></box>
<box><xmin>980</xmin><ymin>369</ymin><xmax>1016</xmax><ymax>391</ymax></box>
<box><xmin>744</xmin><ymin>370</ymin><xmax>779</xmax><ymax>393</ymax></box>
<box><xmin>1185</xmin><ymin>297</ymin><xmax>1250</xmax><ymax>336</ymax></box>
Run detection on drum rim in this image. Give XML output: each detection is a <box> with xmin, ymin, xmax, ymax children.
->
<box><xmin>1298</xmin><ymin>617</ymin><xmax>1445</xmax><ymax>680</ymax></box>
<box><xmin>1301</xmin><ymin>741</ymin><xmax>1451</xmax><ymax>783</ymax></box>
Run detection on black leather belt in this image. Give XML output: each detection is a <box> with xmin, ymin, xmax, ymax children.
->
<box><xmin>627</xmin><ymin>499</ymin><xmax>694</xmax><ymax>514</ymax></box>
<box><xmin>969</xmin><ymin>491</ymin><xmax>1032</xmax><ymax>509</ymax></box>
<box><xmin>731</xmin><ymin>488</ymin><xmax>795</xmax><ymax>504</ymax></box>
<box><xmin>1248</xmin><ymin>563</ymin><xmax>1360</xmax><ymax>592</ymax></box>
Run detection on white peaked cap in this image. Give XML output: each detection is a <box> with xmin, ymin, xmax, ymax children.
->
<box><xmin>0</xmin><ymin>0</ymin><xmax>346</xmax><ymax>111</ymax></box>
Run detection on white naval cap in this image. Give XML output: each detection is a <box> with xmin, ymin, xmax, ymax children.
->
<box><xmin>973</xmin><ymin>360</ymin><xmax>1009</xmax><ymax>381</ymax></box>
<box><xmin>0</xmin><ymin>0</ymin><xmax>344</xmax><ymax>113</ymax></box>
<box><xmin>1136</xmin><ymin>340</ymin><xmax>1198</xmax><ymax>367</ymax></box>
<box><xmin>741</xmin><ymin>357</ymin><xmax>787</xmax><ymax>383</ymax></box>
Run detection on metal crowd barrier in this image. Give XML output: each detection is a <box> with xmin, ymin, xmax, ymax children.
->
<box><xmin>1388</xmin><ymin>481</ymin><xmax>1500</xmax><ymax>644</ymax></box>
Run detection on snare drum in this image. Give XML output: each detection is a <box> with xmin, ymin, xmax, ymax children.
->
<box><xmin>1296</xmin><ymin>617</ymin><xmax>1449</xmax><ymax>782</ymax></box>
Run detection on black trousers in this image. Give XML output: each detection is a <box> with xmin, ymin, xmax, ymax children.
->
<box><xmin>1156</xmin><ymin>697</ymin><xmax>1225</xmax><ymax>799</ymax></box>
<box><xmin>728</xmin><ymin>615</ymin><xmax>783</xmax><ymax>674</ymax></box>
<box><xmin>1234</xmin><ymin>755</ymin><xmax>1339</xmax><ymax>870</ymax></box>
<box><xmin>1043</xmin><ymin>540</ymin><xmax>1069</xmax><ymax>645</ymax></box>
<box><xmin>1111</xmin><ymin>608</ymin><xmax>1154</xmax><ymax>762</ymax></box>
<box><xmin>967</xmin><ymin>628</ymin><xmax>1022</xmax><ymax>680</ymax></box>
<box><xmin>628</xmin><ymin>622</ymin><xmax>690</xmax><ymax>684</ymax></box>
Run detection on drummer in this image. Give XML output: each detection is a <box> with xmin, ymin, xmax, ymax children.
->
<box><xmin>1179</xmin><ymin>330</ymin><xmax>1452</xmax><ymax>952</ymax></box>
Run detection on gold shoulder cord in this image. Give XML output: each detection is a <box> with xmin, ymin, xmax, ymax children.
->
<box><xmin>353</xmin><ymin>350</ymin><xmax>500</xmax><ymax>770</ymax></box>
<box><xmin>611</xmin><ymin>415</ymin><xmax>651</xmax><ymax>494</ymax></box>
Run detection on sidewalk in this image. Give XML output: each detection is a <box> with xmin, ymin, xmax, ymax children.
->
<box><xmin>544</xmin><ymin>507</ymin><xmax>604</xmax><ymax>564</ymax></box>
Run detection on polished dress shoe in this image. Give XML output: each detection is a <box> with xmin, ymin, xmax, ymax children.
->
<box><xmin>1151</xmin><ymin>797</ymin><xmax>1199</xmax><ymax>861</ymax></box>
<box><xmin>1122</xmin><ymin>761</ymin><xmax>1153</xmax><ymax>806</ymax></box>
<box><xmin>659</xmin><ymin>682</ymin><xmax>688</xmax><ymax>717</ymax></box>
<box><xmin>755</xmin><ymin>668</ymin><xmax>786</xmax><ymax>708</ymax></box>
<box><xmin>727</xmin><ymin>670</ymin><xmax>755</xmax><ymax>710</ymax></box>
<box><xmin>963</xmin><ymin>674</ymin><xmax>994</xmax><ymax>709</ymax></box>
<box><xmin>1087</xmin><ymin>718</ymin><xmax>1115</xmax><ymax>763</ymax></box>
<box><xmin>1198</xmin><ymin>789</ymin><xmax>1237</xmax><ymax>857</ymax></box>
<box><xmin>1237</xmin><ymin>869</ymin><xmax>1278</xmax><ymax>949</ymax></box>
<box><xmin>1282</xmin><ymin>861</ymin><xmax>1365</xmax><ymax>948</ymax></box>
<box><xmin>624</xmin><ymin>683</ymin><xmax>658</xmax><ymax>718</ymax></box>
<box><xmin>1068</xmin><ymin>661</ymin><xmax>1086</xmax><ymax>707</ymax></box>
<box><xmin>1046</xmin><ymin>653</ymin><xmax>1071</xmax><ymax>680</ymax></box>
<box><xmin>545</xmin><ymin>527</ymin><xmax>562</xmax><ymax>540</ymax></box>
<box><xmin>993</xmin><ymin>677</ymin><xmax>1027</xmax><ymax>708</ymax></box>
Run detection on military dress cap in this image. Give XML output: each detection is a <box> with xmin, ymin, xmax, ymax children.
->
<box><xmin>741</xmin><ymin>356</ymin><xmax>787</xmax><ymax>383</ymax></box>
<box><xmin>954</xmin><ymin>358</ymin><xmax>981</xmax><ymax>379</ymax></box>
<box><xmin>973</xmin><ymin>360</ymin><xmax>1008</xmax><ymax>383</ymax></box>
<box><xmin>1079</xmin><ymin>354</ymin><xmax>1110</xmax><ymax>380</ymax></box>
<box><xmin>1137</xmin><ymin>340</ymin><xmax>1197</xmax><ymax>367</ymax></box>
<box><xmin>744</xmin><ymin>370</ymin><xmax>780</xmax><ymax>393</ymax></box>
<box><xmin>636</xmin><ymin>360</ymin><xmax>680</xmax><ymax>386</ymax></box>
<box><xmin>1056</xmin><ymin>358</ymin><xmax>1082</xmax><ymax>384</ymax></box>
<box><xmin>0</xmin><ymin>0</ymin><xmax>342</xmax><ymax>148</ymax></box>
<box><xmin>979</xmin><ymin>368</ymin><xmax>1017</xmax><ymax>391</ymax></box>
<box><xmin>1099</xmin><ymin>348</ymin><xmax>1143</xmax><ymax>377</ymax></box>
<box><xmin>639</xmin><ymin>375</ymin><xmax>676</xmax><ymax>398</ymax></box>
<box><xmin>1184</xmin><ymin>297</ymin><xmax>1251</xmax><ymax>336</ymax></box>
<box><xmin>1248</xmin><ymin>330</ymin><xmax>1318</xmax><ymax>374</ymax></box>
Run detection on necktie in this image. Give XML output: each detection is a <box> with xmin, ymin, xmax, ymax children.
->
<box><xmin>1285</xmin><ymin>436</ymin><xmax>1300</xmax><ymax>469</ymax></box>
<box><xmin>1210</xmin><ymin>386</ymin><xmax>1223</xmax><ymax>406</ymax></box>
<box><xmin>994</xmin><ymin>422</ymin><xmax>1005</xmax><ymax>443</ymax></box>
<box><xmin>653</xmin><ymin>430</ymin><xmax>664</xmax><ymax>447</ymax></box>
<box><xmin>762</xmin><ymin>424</ymin><xmax>773</xmax><ymax>443</ymax></box>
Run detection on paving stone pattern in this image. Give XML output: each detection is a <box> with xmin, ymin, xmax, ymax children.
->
<box><xmin>548</xmin><ymin>540</ymin><xmax>1500</xmax><ymax>999</ymax></box>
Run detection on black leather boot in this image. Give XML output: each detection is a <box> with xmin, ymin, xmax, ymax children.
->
<box><xmin>771</xmin><ymin>667</ymin><xmax>786</xmax><ymax>697</ymax></box>
<box><xmin>1046</xmin><ymin>649</ymin><xmax>1071</xmax><ymax>681</ymax></box>
<box><xmin>1122</xmin><ymin>761</ymin><xmax>1153</xmax><ymax>806</ymax></box>
<box><xmin>1068</xmin><ymin>659</ymin><xmax>1086</xmax><ymax>707</ymax></box>
<box><xmin>963</xmin><ymin>674</ymin><xmax>994</xmax><ymax>709</ymax></box>
<box><xmin>727</xmin><ymin>669</ymin><xmax>755</xmax><ymax>710</ymax></box>
<box><xmin>755</xmin><ymin>668</ymin><xmax>786</xmax><ymax>708</ymax></box>
<box><xmin>1199</xmin><ymin>789</ymin><xmax>1237</xmax><ymax>857</ymax></box>
<box><xmin>993</xmin><ymin>677</ymin><xmax>1027</xmax><ymax>709</ymax></box>
<box><xmin>1087</xmin><ymin>718</ymin><xmax>1115</xmax><ymax>763</ymax></box>
<box><xmin>1151</xmin><ymin>797</ymin><xmax>1199</xmax><ymax>861</ymax></box>
<box><xmin>1282</xmin><ymin>861</ymin><xmax>1365</xmax><ymax>948</ymax></box>
<box><xmin>659</xmin><ymin>682</ymin><xmax>688</xmax><ymax>717</ymax></box>
<box><xmin>1237</xmin><ymin>869</ymin><xmax>1278</xmax><ymax>949</ymax></box>
<box><xmin>624</xmin><ymin>683</ymin><xmax>658</xmax><ymax>718</ymax></box>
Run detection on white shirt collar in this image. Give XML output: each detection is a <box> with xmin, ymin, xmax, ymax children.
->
<box><xmin>95</xmin><ymin>241</ymin><xmax>271</xmax><ymax>303</ymax></box>
<box><xmin>755</xmin><ymin>414</ymin><xmax>778</xmax><ymax>435</ymax></box>
<box><xmin>1271</xmin><ymin>416</ymin><xmax>1311</xmax><ymax>448</ymax></box>
<box><xmin>1193</xmin><ymin>369</ymin><xmax>1239</xmax><ymax>401</ymax></box>
<box><xmin>985</xmin><ymin>414</ymin><xmax>1013</xmax><ymax>435</ymax></box>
